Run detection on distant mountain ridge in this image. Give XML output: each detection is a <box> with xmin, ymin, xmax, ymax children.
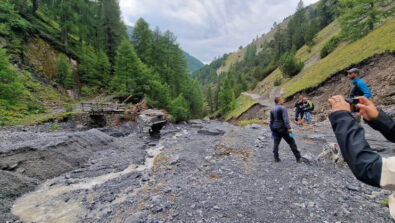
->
<box><xmin>126</xmin><ymin>25</ymin><xmax>204</xmax><ymax>73</ymax></box>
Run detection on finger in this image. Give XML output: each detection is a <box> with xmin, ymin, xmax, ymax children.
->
<box><xmin>356</xmin><ymin>103</ymin><xmax>367</xmax><ymax>110</ymax></box>
<box><xmin>328</xmin><ymin>98</ymin><xmax>335</xmax><ymax>105</ymax></box>
<box><xmin>357</xmin><ymin>96</ymin><xmax>369</xmax><ymax>104</ymax></box>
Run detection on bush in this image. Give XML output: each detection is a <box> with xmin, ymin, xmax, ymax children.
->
<box><xmin>274</xmin><ymin>77</ymin><xmax>282</xmax><ymax>86</ymax></box>
<box><xmin>279</xmin><ymin>53</ymin><xmax>304</xmax><ymax>77</ymax></box>
<box><xmin>320</xmin><ymin>35</ymin><xmax>341</xmax><ymax>58</ymax></box>
<box><xmin>168</xmin><ymin>94</ymin><xmax>189</xmax><ymax>122</ymax></box>
<box><xmin>49</xmin><ymin>123</ymin><xmax>60</xmax><ymax>132</ymax></box>
<box><xmin>65</xmin><ymin>104</ymin><xmax>73</xmax><ymax>112</ymax></box>
<box><xmin>26</xmin><ymin>104</ymin><xmax>45</xmax><ymax>114</ymax></box>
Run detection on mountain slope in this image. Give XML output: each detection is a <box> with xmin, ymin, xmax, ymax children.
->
<box><xmin>183</xmin><ymin>51</ymin><xmax>204</xmax><ymax>73</ymax></box>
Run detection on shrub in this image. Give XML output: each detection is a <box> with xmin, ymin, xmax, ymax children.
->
<box><xmin>168</xmin><ymin>94</ymin><xmax>189</xmax><ymax>122</ymax></box>
<box><xmin>49</xmin><ymin>123</ymin><xmax>60</xmax><ymax>132</ymax></box>
<box><xmin>273</xmin><ymin>77</ymin><xmax>282</xmax><ymax>86</ymax></box>
<box><xmin>279</xmin><ymin>52</ymin><xmax>304</xmax><ymax>77</ymax></box>
<box><xmin>65</xmin><ymin>104</ymin><xmax>73</xmax><ymax>112</ymax></box>
<box><xmin>320</xmin><ymin>35</ymin><xmax>341</xmax><ymax>58</ymax></box>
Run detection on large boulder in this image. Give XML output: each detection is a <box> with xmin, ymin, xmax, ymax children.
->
<box><xmin>137</xmin><ymin>109</ymin><xmax>167</xmax><ymax>134</ymax></box>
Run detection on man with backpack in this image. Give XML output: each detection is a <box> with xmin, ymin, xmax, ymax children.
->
<box><xmin>347</xmin><ymin>68</ymin><xmax>372</xmax><ymax>123</ymax></box>
<box><xmin>302</xmin><ymin>97</ymin><xmax>314</xmax><ymax>124</ymax></box>
<box><xmin>270</xmin><ymin>96</ymin><xmax>301</xmax><ymax>163</ymax></box>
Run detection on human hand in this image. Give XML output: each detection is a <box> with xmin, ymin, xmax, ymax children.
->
<box><xmin>288</xmin><ymin>129</ymin><xmax>293</xmax><ymax>133</ymax></box>
<box><xmin>356</xmin><ymin>97</ymin><xmax>379</xmax><ymax>121</ymax></box>
<box><xmin>328</xmin><ymin>95</ymin><xmax>351</xmax><ymax>112</ymax></box>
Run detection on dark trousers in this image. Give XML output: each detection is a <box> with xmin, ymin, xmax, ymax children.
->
<box><xmin>295</xmin><ymin>110</ymin><xmax>304</xmax><ymax>121</ymax></box>
<box><xmin>273</xmin><ymin>129</ymin><xmax>301</xmax><ymax>160</ymax></box>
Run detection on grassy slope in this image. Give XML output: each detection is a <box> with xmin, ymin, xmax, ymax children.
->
<box><xmin>216</xmin><ymin>20</ymin><xmax>289</xmax><ymax>75</ymax></box>
<box><xmin>253</xmin><ymin>21</ymin><xmax>341</xmax><ymax>96</ymax></box>
<box><xmin>282</xmin><ymin>17</ymin><xmax>395</xmax><ymax>97</ymax></box>
<box><xmin>224</xmin><ymin>95</ymin><xmax>257</xmax><ymax>121</ymax></box>
<box><xmin>229</xmin><ymin>17</ymin><xmax>394</xmax><ymax>119</ymax></box>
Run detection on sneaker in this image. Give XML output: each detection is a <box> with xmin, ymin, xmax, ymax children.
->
<box><xmin>275</xmin><ymin>158</ymin><xmax>281</xmax><ymax>162</ymax></box>
<box><xmin>296</xmin><ymin>158</ymin><xmax>301</xmax><ymax>163</ymax></box>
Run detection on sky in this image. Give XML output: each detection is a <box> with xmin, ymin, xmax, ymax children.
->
<box><xmin>119</xmin><ymin>0</ymin><xmax>320</xmax><ymax>64</ymax></box>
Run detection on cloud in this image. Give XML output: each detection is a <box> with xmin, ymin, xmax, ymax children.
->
<box><xmin>119</xmin><ymin>0</ymin><xmax>320</xmax><ymax>63</ymax></box>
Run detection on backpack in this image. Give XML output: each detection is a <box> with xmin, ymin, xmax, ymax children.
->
<box><xmin>308</xmin><ymin>101</ymin><xmax>314</xmax><ymax>111</ymax></box>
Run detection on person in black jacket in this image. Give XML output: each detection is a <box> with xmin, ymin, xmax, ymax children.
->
<box><xmin>270</xmin><ymin>96</ymin><xmax>301</xmax><ymax>162</ymax></box>
<box><xmin>328</xmin><ymin>95</ymin><xmax>395</xmax><ymax>220</ymax></box>
<box><xmin>294</xmin><ymin>95</ymin><xmax>305</xmax><ymax>121</ymax></box>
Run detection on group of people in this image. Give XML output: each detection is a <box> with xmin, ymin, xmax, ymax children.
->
<box><xmin>294</xmin><ymin>95</ymin><xmax>314</xmax><ymax>124</ymax></box>
<box><xmin>269</xmin><ymin>68</ymin><xmax>394</xmax><ymax>219</ymax></box>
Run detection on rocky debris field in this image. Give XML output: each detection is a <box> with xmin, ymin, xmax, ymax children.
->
<box><xmin>1</xmin><ymin>119</ymin><xmax>394</xmax><ymax>223</ymax></box>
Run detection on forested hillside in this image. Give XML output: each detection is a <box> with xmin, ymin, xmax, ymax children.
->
<box><xmin>0</xmin><ymin>0</ymin><xmax>203</xmax><ymax>124</ymax></box>
<box><xmin>126</xmin><ymin>25</ymin><xmax>204</xmax><ymax>74</ymax></box>
<box><xmin>193</xmin><ymin>0</ymin><xmax>394</xmax><ymax>118</ymax></box>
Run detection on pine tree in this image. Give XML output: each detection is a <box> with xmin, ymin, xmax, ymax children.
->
<box><xmin>95</xmin><ymin>50</ymin><xmax>110</xmax><ymax>87</ymax></box>
<box><xmin>110</xmin><ymin>39</ymin><xmax>149</xmax><ymax>102</ymax></box>
<box><xmin>56</xmin><ymin>54</ymin><xmax>73</xmax><ymax>88</ymax></box>
<box><xmin>168</xmin><ymin>94</ymin><xmax>189</xmax><ymax>122</ymax></box>
<box><xmin>206</xmin><ymin>87</ymin><xmax>214</xmax><ymax>113</ymax></box>
<box><xmin>146</xmin><ymin>79</ymin><xmax>171</xmax><ymax>109</ymax></box>
<box><xmin>132</xmin><ymin>18</ymin><xmax>154</xmax><ymax>65</ymax></box>
<box><xmin>0</xmin><ymin>48</ymin><xmax>26</xmax><ymax>104</ymax></box>
<box><xmin>339</xmin><ymin>0</ymin><xmax>393</xmax><ymax>41</ymax></box>
<box><xmin>100</xmin><ymin>0</ymin><xmax>126</xmax><ymax>63</ymax></box>
<box><xmin>218</xmin><ymin>79</ymin><xmax>235</xmax><ymax>116</ymax></box>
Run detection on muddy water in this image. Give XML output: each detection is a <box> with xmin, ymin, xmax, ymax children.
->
<box><xmin>11</xmin><ymin>130</ymin><xmax>188</xmax><ymax>223</ymax></box>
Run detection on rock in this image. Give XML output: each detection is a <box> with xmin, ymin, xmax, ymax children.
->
<box><xmin>266</xmin><ymin>197</ymin><xmax>274</xmax><ymax>202</ymax></box>
<box><xmin>189</xmin><ymin>119</ymin><xmax>203</xmax><ymax>125</ymax></box>
<box><xmin>124</xmin><ymin>212</ymin><xmax>146</xmax><ymax>223</ymax></box>
<box><xmin>308</xmin><ymin>202</ymin><xmax>315</xmax><ymax>208</ymax></box>
<box><xmin>138</xmin><ymin>110</ymin><xmax>167</xmax><ymax>134</ymax></box>
<box><xmin>203</xmin><ymin>117</ymin><xmax>210</xmax><ymax>122</ymax></box>
<box><xmin>301</xmin><ymin>153</ymin><xmax>317</xmax><ymax>164</ymax></box>
<box><xmin>142</xmin><ymin>174</ymin><xmax>150</xmax><ymax>182</ymax></box>
<box><xmin>346</xmin><ymin>184</ymin><xmax>360</xmax><ymax>191</ymax></box>
<box><xmin>197</xmin><ymin>129</ymin><xmax>225</xmax><ymax>136</ymax></box>
<box><xmin>247</xmin><ymin>124</ymin><xmax>262</xmax><ymax>129</ymax></box>
<box><xmin>169</xmin><ymin>155</ymin><xmax>180</xmax><ymax>165</ymax></box>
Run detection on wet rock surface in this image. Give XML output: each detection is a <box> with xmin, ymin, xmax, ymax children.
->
<box><xmin>1</xmin><ymin>119</ymin><xmax>394</xmax><ymax>222</ymax></box>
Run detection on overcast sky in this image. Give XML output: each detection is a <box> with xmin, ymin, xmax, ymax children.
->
<box><xmin>119</xmin><ymin>0</ymin><xmax>320</xmax><ymax>64</ymax></box>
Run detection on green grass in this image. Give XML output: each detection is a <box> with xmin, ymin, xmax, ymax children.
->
<box><xmin>18</xmin><ymin>111</ymin><xmax>83</xmax><ymax>126</ymax></box>
<box><xmin>253</xmin><ymin>21</ymin><xmax>341</xmax><ymax>96</ymax></box>
<box><xmin>224</xmin><ymin>95</ymin><xmax>257</xmax><ymax>121</ymax></box>
<box><xmin>282</xmin><ymin>18</ymin><xmax>395</xmax><ymax>98</ymax></box>
<box><xmin>238</xmin><ymin>119</ymin><xmax>263</xmax><ymax>127</ymax></box>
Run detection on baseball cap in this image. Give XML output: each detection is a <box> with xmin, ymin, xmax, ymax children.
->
<box><xmin>347</xmin><ymin>68</ymin><xmax>359</xmax><ymax>74</ymax></box>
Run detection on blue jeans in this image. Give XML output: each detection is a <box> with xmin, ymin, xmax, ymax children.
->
<box><xmin>305</xmin><ymin>111</ymin><xmax>311</xmax><ymax>124</ymax></box>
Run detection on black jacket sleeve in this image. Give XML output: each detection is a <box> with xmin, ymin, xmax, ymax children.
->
<box><xmin>365</xmin><ymin>110</ymin><xmax>395</xmax><ymax>143</ymax></box>
<box><xmin>329</xmin><ymin>111</ymin><xmax>382</xmax><ymax>188</ymax></box>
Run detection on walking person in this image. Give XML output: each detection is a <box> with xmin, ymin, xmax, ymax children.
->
<box><xmin>294</xmin><ymin>95</ymin><xmax>304</xmax><ymax>122</ymax></box>
<box><xmin>347</xmin><ymin>68</ymin><xmax>372</xmax><ymax>123</ymax></box>
<box><xmin>270</xmin><ymin>96</ymin><xmax>301</xmax><ymax>162</ymax></box>
<box><xmin>328</xmin><ymin>95</ymin><xmax>395</xmax><ymax>220</ymax></box>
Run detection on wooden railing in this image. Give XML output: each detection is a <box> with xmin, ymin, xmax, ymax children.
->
<box><xmin>81</xmin><ymin>102</ymin><xmax>126</xmax><ymax>114</ymax></box>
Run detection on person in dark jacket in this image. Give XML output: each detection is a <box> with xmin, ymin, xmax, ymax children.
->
<box><xmin>270</xmin><ymin>96</ymin><xmax>301</xmax><ymax>162</ymax></box>
<box><xmin>294</xmin><ymin>95</ymin><xmax>305</xmax><ymax>121</ymax></box>
<box><xmin>328</xmin><ymin>95</ymin><xmax>395</xmax><ymax>220</ymax></box>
